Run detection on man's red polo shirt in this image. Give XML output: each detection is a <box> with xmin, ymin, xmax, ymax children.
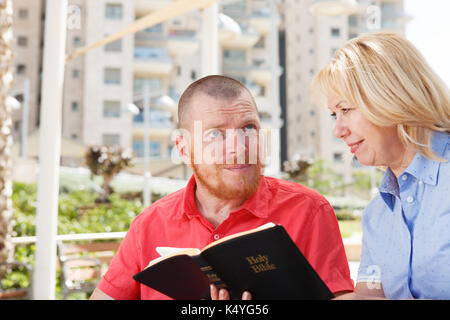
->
<box><xmin>98</xmin><ymin>175</ymin><xmax>354</xmax><ymax>299</ymax></box>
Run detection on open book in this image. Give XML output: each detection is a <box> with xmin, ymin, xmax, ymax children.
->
<box><xmin>133</xmin><ymin>223</ymin><xmax>334</xmax><ymax>300</ymax></box>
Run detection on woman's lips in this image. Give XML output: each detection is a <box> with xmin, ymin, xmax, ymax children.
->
<box><xmin>349</xmin><ymin>140</ymin><xmax>364</xmax><ymax>154</ymax></box>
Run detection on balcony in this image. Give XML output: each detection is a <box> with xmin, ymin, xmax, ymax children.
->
<box><xmin>248</xmin><ymin>9</ymin><xmax>271</xmax><ymax>35</ymax></box>
<box><xmin>135</xmin><ymin>0</ymin><xmax>173</xmax><ymax>15</ymax></box>
<box><xmin>166</xmin><ymin>31</ymin><xmax>200</xmax><ymax>56</ymax></box>
<box><xmin>223</xmin><ymin>61</ymin><xmax>275</xmax><ymax>85</ymax></box>
<box><xmin>132</xmin><ymin>110</ymin><xmax>175</xmax><ymax>138</ymax></box>
<box><xmin>133</xmin><ymin>46</ymin><xmax>174</xmax><ymax>76</ymax></box>
<box><xmin>220</xmin><ymin>25</ymin><xmax>260</xmax><ymax>49</ymax></box>
<box><xmin>135</xmin><ymin>30</ymin><xmax>200</xmax><ymax>56</ymax></box>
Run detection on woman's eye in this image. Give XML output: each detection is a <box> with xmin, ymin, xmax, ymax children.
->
<box><xmin>341</xmin><ymin>108</ymin><xmax>352</xmax><ymax>114</ymax></box>
<box><xmin>330</xmin><ymin>113</ymin><xmax>337</xmax><ymax>120</ymax></box>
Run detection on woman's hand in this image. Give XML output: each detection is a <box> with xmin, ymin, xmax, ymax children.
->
<box><xmin>210</xmin><ymin>284</ymin><xmax>252</xmax><ymax>300</ymax></box>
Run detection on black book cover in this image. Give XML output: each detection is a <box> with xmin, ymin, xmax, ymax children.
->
<box><xmin>133</xmin><ymin>225</ymin><xmax>334</xmax><ymax>300</ymax></box>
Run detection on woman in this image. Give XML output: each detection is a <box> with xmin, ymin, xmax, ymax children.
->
<box><xmin>310</xmin><ymin>32</ymin><xmax>450</xmax><ymax>299</ymax></box>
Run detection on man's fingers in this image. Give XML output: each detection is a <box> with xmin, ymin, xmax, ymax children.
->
<box><xmin>210</xmin><ymin>284</ymin><xmax>219</xmax><ymax>300</ymax></box>
<box><xmin>242</xmin><ymin>291</ymin><xmax>252</xmax><ymax>300</ymax></box>
<box><xmin>219</xmin><ymin>289</ymin><xmax>230</xmax><ymax>300</ymax></box>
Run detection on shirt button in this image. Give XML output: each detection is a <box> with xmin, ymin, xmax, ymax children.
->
<box><xmin>213</xmin><ymin>234</ymin><xmax>220</xmax><ymax>240</ymax></box>
<box><xmin>406</xmin><ymin>196</ymin><xmax>414</xmax><ymax>203</ymax></box>
<box><xmin>418</xmin><ymin>180</ymin><xmax>423</xmax><ymax>185</ymax></box>
<box><xmin>401</xmin><ymin>175</ymin><xmax>407</xmax><ymax>181</ymax></box>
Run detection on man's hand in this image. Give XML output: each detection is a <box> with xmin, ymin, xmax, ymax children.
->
<box><xmin>209</xmin><ymin>284</ymin><xmax>252</xmax><ymax>300</ymax></box>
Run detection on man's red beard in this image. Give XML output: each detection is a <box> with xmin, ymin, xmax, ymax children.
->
<box><xmin>191</xmin><ymin>153</ymin><xmax>263</xmax><ymax>200</ymax></box>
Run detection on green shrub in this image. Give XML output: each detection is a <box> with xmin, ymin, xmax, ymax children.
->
<box><xmin>3</xmin><ymin>181</ymin><xmax>145</xmax><ymax>296</ymax></box>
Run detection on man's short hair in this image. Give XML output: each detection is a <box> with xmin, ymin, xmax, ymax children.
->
<box><xmin>178</xmin><ymin>75</ymin><xmax>256</xmax><ymax>129</ymax></box>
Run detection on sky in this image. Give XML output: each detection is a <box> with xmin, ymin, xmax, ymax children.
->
<box><xmin>403</xmin><ymin>0</ymin><xmax>450</xmax><ymax>87</ymax></box>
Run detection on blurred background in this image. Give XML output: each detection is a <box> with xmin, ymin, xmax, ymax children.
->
<box><xmin>1</xmin><ymin>0</ymin><xmax>449</xmax><ymax>299</ymax></box>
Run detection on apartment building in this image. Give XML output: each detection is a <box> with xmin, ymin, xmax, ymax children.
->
<box><xmin>10</xmin><ymin>0</ymin><xmax>44</xmax><ymax>146</ymax></box>
<box><xmin>283</xmin><ymin>0</ymin><xmax>407</xmax><ymax>182</ymax></box>
<box><xmin>11</xmin><ymin>0</ymin><xmax>281</xmax><ymax>178</ymax></box>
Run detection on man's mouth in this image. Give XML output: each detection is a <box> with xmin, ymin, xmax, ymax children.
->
<box><xmin>348</xmin><ymin>140</ymin><xmax>364</xmax><ymax>154</ymax></box>
<box><xmin>223</xmin><ymin>164</ymin><xmax>251</xmax><ymax>172</ymax></box>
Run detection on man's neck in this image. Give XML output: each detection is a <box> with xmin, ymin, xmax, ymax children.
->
<box><xmin>194</xmin><ymin>183</ymin><xmax>247</xmax><ymax>229</ymax></box>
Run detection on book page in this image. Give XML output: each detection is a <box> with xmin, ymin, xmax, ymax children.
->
<box><xmin>146</xmin><ymin>247</ymin><xmax>201</xmax><ymax>268</ymax></box>
<box><xmin>145</xmin><ymin>222</ymin><xmax>275</xmax><ymax>268</ymax></box>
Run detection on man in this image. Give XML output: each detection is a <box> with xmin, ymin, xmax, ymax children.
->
<box><xmin>90</xmin><ymin>75</ymin><xmax>353</xmax><ymax>300</ymax></box>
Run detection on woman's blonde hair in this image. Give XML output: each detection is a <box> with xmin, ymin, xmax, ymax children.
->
<box><xmin>311</xmin><ymin>32</ymin><xmax>450</xmax><ymax>161</ymax></box>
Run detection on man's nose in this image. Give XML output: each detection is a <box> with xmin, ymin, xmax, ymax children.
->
<box><xmin>225</xmin><ymin>130</ymin><xmax>247</xmax><ymax>154</ymax></box>
<box><xmin>224</xmin><ymin>130</ymin><xmax>248</xmax><ymax>165</ymax></box>
<box><xmin>333</xmin><ymin>117</ymin><xmax>350</xmax><ymax>139</ymax></box>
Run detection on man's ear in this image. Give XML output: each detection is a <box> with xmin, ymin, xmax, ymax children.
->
<box><xmin>175</xmin><ymin>131</ymin><xmax>192</xmax><ymax>168</ymax></box>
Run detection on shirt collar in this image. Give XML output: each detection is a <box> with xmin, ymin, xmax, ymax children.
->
<box><xmin>405</xmin><ymin>131</ymin><xmax>448</xmax><ymax>186</ymax></box>
<box><xmin>179</xmin><ymin>175</ymin><xmax>272</xmax><ymax>220</ymax></box>
<box><xmin>378</xmin><ymin>167</ymin><xmax>399</xmax><ymax>211</ymax></box>
<box><xmin>378</xmin><ymin>131</ymin><xmax>449</xmax><ymax>211</ymax></box>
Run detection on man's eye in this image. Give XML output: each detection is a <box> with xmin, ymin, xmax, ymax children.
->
<box><xmin>204</xmin><ymin>130</ymin><xmax>223</xmax><ymax>141</ymax></box>
<box><xmin>243</xmin><ymin>124</ymin><xmax>257</xmax><ymax>132</ymax></box>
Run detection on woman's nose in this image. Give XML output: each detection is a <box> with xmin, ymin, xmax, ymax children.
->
<box><xmin>333</xmin><ymin>118</ymin><xmax>350</xmax><ymax>139</ymax></box>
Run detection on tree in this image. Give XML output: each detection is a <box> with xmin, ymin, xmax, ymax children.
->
<box><xmin>283</xmin><ymin>156</ymin><xmax>344</xmax><ymax>196</ymax></box>
<box><xmin>85</xmin><ymin>145</ymin><xmax>134</xmax><ymax>203</ymax></box>
<box><xmin>0</xmin><ymin>0</ymin><xmax>15</xmax><ymax>278</ymax></box>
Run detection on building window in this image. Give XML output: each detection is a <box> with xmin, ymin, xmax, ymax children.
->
<box><xmin>134</xmin><ymin>77</ymin><xmax>162</xmax><ymax>94</ymax></box>
<box><xmin>72</xmin><ymin>69</ymin><xmax>80</xmax><ymax>79</ymax></box>
<box><xmin>143</xmin><ymin>23</ymin><xmax>163</xmax><ymax>34</ymax></box>
<box><xmin>132</xmin><ymin>140</ymin><xmax>161</xmax><ymax>157</ymax></box>
<box><xmin>349</xmin><ymin>15</ymin><xmax>358</xmax><ymax>27</ymax></box>
<box><xmin>310</xmin><ymin>130</ymin><xmax>315</xmax><ymax>138</ymax></box>
<box><xmin>223</xmin><ymin>49</ymin><xmax>246</xmax><ymax>65</ymax></box>
<box><xmin>103</xmin><ymin>100</ymin><xmax>121</xmax><ymax>118</ymax></box>
<box><xmin>105</xmin><ymin>3</ymin><xmax>123</xmax><ymax>20</ymax></box>
<box><xmin>73</xmin><ymin>37</ymin><xmax>82</xmax><ymax>46</ymax></box>
<box><xmin>333</xmin><ymin>152</ymin><xmax>344</xmax><ymax>163</ymax></box>
<box><xmin>331</xmin><ymin>28</ymin><xmax>340</xmax><ymax>38</ymax></box>
<box><xmin>104</xmin><ymin>68</ymin><xmax>121</xmax><ymax>85</ymax></box>
<box><xmin>191</xmin><ymin>70</ymin><xmax>196</xmax><ymax>80</ymax></box>
<box><xmin>17</xmin><ymin>36</ymin><xmax>28</xmax><ymax>47</ymax></box>
<box><xmin>103</xmin><ymin>134</ymin><xmax>120</xmax><ymax>146</ymax></box>
<box><xmin>133</xmin><ymin>140</ymin><xmax>143</xmax><ymax>157</ymax></box>
<box><xmin>18</xmin><ymin>9</ymin><xmax>28</xmax><ymax>19</ymax></box>
<box><xmin>17</xmin><ymin>64</ymin><xmax>26</xmax><ymax>74</ymax></box>
<box><xmin>71</xmin><ymin>101</ymin><xmax>79</xmax><ymax>111</ymax></box>
<box><xmin>150</xmin><ymin>141</ymin><xmax>161</xmax><ymax>157</ymax></box>
<box><xmin>105</xmin><ymin>39</ymin><xmax>122</xmax><ymax>52</ymax></box>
